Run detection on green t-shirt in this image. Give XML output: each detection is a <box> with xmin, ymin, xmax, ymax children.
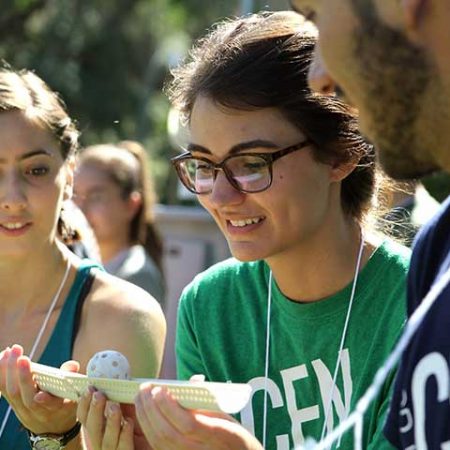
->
<box><xmin>176</xmin><ymin>240</ymin><xmax>410</xmax><ymax>450</ymax></box>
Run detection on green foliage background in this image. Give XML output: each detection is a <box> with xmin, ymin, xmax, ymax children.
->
<box><xmin>0</xmin><ymin>0</ymin><xmax>289</xmax><ymax>203</ymax></box>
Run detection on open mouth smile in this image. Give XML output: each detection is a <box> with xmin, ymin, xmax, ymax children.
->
<box><xmin>228</xmin><ymin>217</ymin><xmax>264</xmax><ymax>228</ymax></box>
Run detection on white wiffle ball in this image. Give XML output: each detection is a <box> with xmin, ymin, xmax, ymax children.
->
<box><xmin>86</xmin><ymin>350</ymin><xmax>130</xmax><ymax>380</ymax></box>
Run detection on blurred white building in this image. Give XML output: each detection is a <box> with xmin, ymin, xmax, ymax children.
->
<box><xmin>155</xmin><ymin>204</ymin><xmax>230</xmax><ymax>378</ymax></box>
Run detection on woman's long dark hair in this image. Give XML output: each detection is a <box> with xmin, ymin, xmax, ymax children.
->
<box><xmin>167</xmin><ymin>11</ymin><xmax>392</xmax><ymax>224</ymax></box>
<box><xmin>0</xmin><ymin>66</ymin><xmax>80</xmax><ymax>243</ymax></box>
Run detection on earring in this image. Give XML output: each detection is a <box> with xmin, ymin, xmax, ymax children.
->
<box><xmin>63</xmin><ymin>185</ymin><xmax>73</xmax><ymax>201</ymax></box>
<box><xmin>58</xmin><ymin>203</ymin><xmax>79</xmax><ymax>244</ymax></box>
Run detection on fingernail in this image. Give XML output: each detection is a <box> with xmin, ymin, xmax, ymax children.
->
<box><xmin>150</xmin><ymin>386</ymin><xmax>159</xmax><ymax>394</ymax></box>
<box><xmin>107</xmin><ymin>403</ymin><xmax>118</xmax><ymax>418</ymax></box>
<box><xmin>11</xmin><ymin>344</ymin><xmax>22</xmax><ymax>354</ymax></box>
<box><xmin>34</xmin><ymin>392</ymin><xmax>45</xmax><ymax>403</ymax></box>
<box><xmin>92</xmin><ymin>392</ymin><xmax>101</xmax><ymax>405</ymax></box>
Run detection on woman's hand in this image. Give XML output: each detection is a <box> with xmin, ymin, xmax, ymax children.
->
<box><xmin>134</xmin><ymin>383</ymin><xmax>263</xmax><ymax>450</ymax></box>
<box><xmin>0</xmin><ymin>344</ymin><xmax>79</xmax><ymax>435</ymax></box>
<box><xmin>77</xmin><ymin>388</ymin><xmax>151</xmax><ymax>450</ymax></box>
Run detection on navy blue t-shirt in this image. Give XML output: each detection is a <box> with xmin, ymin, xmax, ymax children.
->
<box><xmin>384</xmin><ymin>196</ymin><xmax>450</xmax><ymax>449</ymax></box>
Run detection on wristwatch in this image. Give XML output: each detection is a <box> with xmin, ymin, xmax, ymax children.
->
<box><xmin>27</xmin><ymin>421</ymin><xmax>81</xmax><ymax>449</ymax></box>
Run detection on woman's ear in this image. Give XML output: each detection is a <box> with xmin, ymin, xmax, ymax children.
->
<box><xmin>127</xmin><ymin>191</ymin><xmax>143</xmax><ymax>219</ymax></box>
<box><xmin>329</xmin><ymin>157</ymin><xmax>359</xmax><ymax>183</ymax></box>
<box><xmin>63</xmin><ymin>184</ymin><xmax>73</xmax><ymax>201</ymax></box>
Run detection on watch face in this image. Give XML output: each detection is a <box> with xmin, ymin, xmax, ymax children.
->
<box><xmin>34</xmin><ymin>437</ymin><xmax>63</xmax><ymax>450</ymax></box>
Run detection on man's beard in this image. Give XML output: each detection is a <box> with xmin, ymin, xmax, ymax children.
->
<box><xmin>353</xmin><ymin>10</ymin><xmax>438</xmax><ymax>179</ymax></box>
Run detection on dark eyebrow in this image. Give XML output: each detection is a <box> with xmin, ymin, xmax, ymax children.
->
<box><xmin>186</xmin><ymin>140</ymin><xmax>278</xmax><ymax>156</ymax></box>
<box><xmin>186</xmin><ymin>143</ymin><xmax>210</xmax><ymax>154</ymax></box>
<box><xmin>0</xmin><ymin>149</ymin><xmax>55</xmax><ymax>164</ymax></box>
<box><xmin>19</xmin><ymin>149</ymin><xmax>54</xmax><ymax>161</ymax></box>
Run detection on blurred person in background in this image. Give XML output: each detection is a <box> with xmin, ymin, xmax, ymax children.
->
<box><xmin>78</xmin><ymin>12</ymin><xmax>410</xmax><ymax>450</ymax></box>
<box><xmin>0</xmin><ymin>66</ymin><xmax>166</xmax><ymax>450</ymax></box>
<box><xmin>74</xmin><ymin>141</ymin><xmax>165</xmax><ymax>307</ymax></box>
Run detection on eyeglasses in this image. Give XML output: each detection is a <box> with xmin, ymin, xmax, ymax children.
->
<box><xmin>171</xmin><ymin>140</ymin><xmax>310</xmax><ymax>195</ymax></box>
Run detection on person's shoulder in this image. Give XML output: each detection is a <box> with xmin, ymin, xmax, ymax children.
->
<box><xmin>128</xmin><ymin>247</ymin><xmax>163</xmax><ymax>284</ymax></box>
<box><xmin>189</xmin><ymin>257</ymin><xmax>262</xmax><ymax>286</ymax></box>
<box><xmin>115</xmin><ymin>246</ymin><xmax>164</xmax><ymax>298</ymax></box>
<box><xmin>119</xmin><ymin>245</ymin><xmax>154</xmax><ymax>274</ymax></box>
<box><xmin>179</xmin><ymin>258</ymin><xmax>264</xmax><ymax>306</ymax></box>
<box><xmin>407</xmin><ymin>196</ymin><xmax>450</xmax><ymax>304</ymax></box>
<box><xmin>87</xmin><ymin>269</ymin><xmax>164</xmax><ymax>321</ymax></box>
<box><xmin>177</xmin><ymin>258</ymin><xmax>267</xmax><ymax>321</ymax></box>
<box><xmin>408</xmin><ymin>195</ymin><xmax>450</xmax><ymax>275</ymax></box>
<box><xmin>73</xmin><ymin>269</ymin><xmax>166</xmax><ymax>377</ymax></box>
<box><xmin>358</xmin><ymin>239</ymin><xmax>409</xmax><ymax>327</ymax></box>
<box><xmin>359</xmin><ymin>237</ymin><xmax>410</xmax><ymax>298</ymax></box>
<box><xmin>413</xmin><ymin>195</ymin><xmax>450</xmax><ymax>251</ymax></box>
<box><xmin>378</xmin><ymin>237</ymin><xmax>412</xmax><ymax>268</ymax></box>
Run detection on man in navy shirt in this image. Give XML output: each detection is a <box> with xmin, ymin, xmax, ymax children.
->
<box><xmin>289</xmin><ymin>0</ymin><xmax>450</xmax><ymax>448</ymax></box>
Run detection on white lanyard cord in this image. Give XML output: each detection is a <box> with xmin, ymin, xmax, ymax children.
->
<box><xmin>320</xmin><ymin>234</ymin><xmax>365</xmax><ymax>444</ymax></box>
<box><xmin>0</xmin><ymin>262</ymin><xmax>71</xmax><ymax>439</ymax></box>
<box><xmin>260</xmin><ymin>233</ymin><xmax>364</xmax><ymax>449</ymax></box>
<box><xmin>262</xmin><ymin>269</ymin><xmax>273</xmax><ymax>449</ymax></box>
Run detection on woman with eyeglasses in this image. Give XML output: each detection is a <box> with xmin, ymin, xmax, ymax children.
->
<box><xmin>79</xmin><ymin>12</ymin><xmax>410</xmax><ymax>450</ymax></box>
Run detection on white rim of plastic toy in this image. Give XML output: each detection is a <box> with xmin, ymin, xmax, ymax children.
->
<box><xmin>31</xmin><ymin>362</ymin><xmax>252</xmax><ymax>414</ymax></box>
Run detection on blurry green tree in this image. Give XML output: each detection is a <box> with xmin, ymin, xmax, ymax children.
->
<box><xmin>0</xmin><ymin>0</ymin><xmax>289</xmax><ymax>203</ymax></box>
